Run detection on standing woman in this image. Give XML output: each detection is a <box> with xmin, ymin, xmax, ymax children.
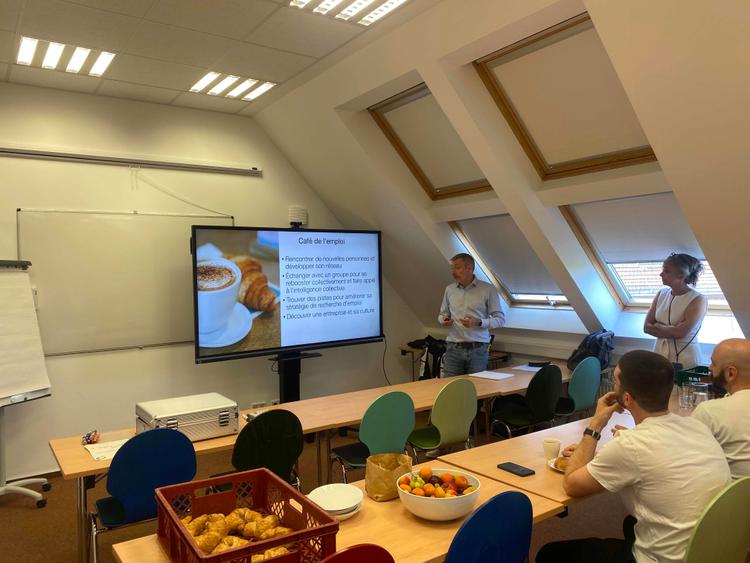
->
<box><xmin>644</xmin><ymin>253</ymin><xmax>708</xmax><ymax>368</ymax></box>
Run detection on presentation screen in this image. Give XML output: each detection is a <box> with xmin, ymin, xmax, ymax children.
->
<box><xmin>191</xmin><ymin>226</ymin><xmax>383</xmax><ymax>363</ymax></box>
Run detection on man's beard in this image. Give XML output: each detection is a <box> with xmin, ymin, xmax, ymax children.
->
<box><xmin>712</xmin><ymin>367</ymin><xmax>728</xmax><ymax>389</ymax></box>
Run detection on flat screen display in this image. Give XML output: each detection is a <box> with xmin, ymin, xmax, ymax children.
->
<box><xmin>191</xmin><ymin>226</ymin><xmax>383</xmax><ymax>363</ymax></box>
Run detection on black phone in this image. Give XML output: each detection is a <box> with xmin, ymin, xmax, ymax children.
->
<box><xmin>497</xmin><ymin>462</ymin><xmax>535</xmax><ymax>477</ymax></box>
<box><xmin>528</xmin><ymin>361</ymin><xmax>551</xmax><ymax>367</ymax></box>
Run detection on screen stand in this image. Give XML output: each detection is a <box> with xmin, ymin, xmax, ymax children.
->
<box><xmin>272</xmin><ymin>352</ymin><xmax>322</xmax><ymax>403</ymax></box>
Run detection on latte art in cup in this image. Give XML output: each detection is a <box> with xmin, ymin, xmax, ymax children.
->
<box><xmin>197</xmin><ymin>264</ymin><xmax>236</xmax><ymax>291</ymax></box>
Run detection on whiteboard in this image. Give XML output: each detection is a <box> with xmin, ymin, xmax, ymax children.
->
<box><xmin>18</xmin><ymin>210</ymin><xmax>233</xmax><ymax>354</ymax></box>
<box><xmin>0</xmin><ymin>269</ymin><xmax>50</xmax><ymax>405</ymax></box>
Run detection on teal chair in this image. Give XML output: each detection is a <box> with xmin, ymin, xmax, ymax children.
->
<box><xmin>408</xmin><ymin>379</ymin><xmax>477</xmax><ymax>462</ymax></box>
<box><xmin>554</xmin><ymin>357</ymin><xmax>601</xmax><ymax>420</ymax></box>
<box><xmin>684</xmin><ymin>477</ymin><xmax>750</xmax><ymax>563</ymax></box>
<box><xmin>330</xmin><ymin>391</ymin><xmax>415</xmax><ymax>483</ymax></box>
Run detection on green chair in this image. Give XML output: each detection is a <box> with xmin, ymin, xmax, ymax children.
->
<box><xmin>330</xmin><ymin>391</ymin><xmax>415</xmax><ymax>483</ymax></box>
<box><xmin>554</xmin><ymin>356</ymin><xmax>601</xmax><ymax>420</ymax></box>
<box><xmin>684</xmin><ymin>477</ymin><xmax>750</xmax><ymax>563</ymax></box>
<box><xmin>490</xmin><ymin>364</ymin><xmax>562</xmax><ymax>439</ymax></box>
<box><xmin>407</xmin><ymin>379</ymin><xmax>477</xmax><ymax>462</ymax></box>
<box><xmin>233</xmin><ymin>409</ymin><xmax>304</xmax><ymax>487</ymax></box>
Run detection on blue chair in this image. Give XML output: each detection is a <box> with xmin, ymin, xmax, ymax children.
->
<box><xmin>445</xmin><ymin>491</ymin><xmax>533</xmax><ymax>563</ymax></box>
<box><xmin>90</xmin><ymin>428</ymin><xmax>196</xmax><ymax>562</ymax></box>
<box><xmin>555</xmin><ymin>356</ymin><xmax>601</xmax><ymax>420</ymax></box>
<box><xmin>330</xmin><ymin>391</ymin><xmax>415</xmax><ymax>483</ymax></box>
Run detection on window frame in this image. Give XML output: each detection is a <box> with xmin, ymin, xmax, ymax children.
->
<box><xmin>449</xmin><ymin>220</ymin><xmax>571</xmax><ymax>309</ymax></box>
<box><xmin>560</xmin><ymin>205</ymin><xmax>731</xmax><ymax>313</ymax></box>
<box><xmin>368</xmin><ymin>83</ymin><xmax>493</xmax><ymax>200</ymax></box>
<box><xmin>473</xmin><ymin>12</ymin><xmax>657</xmax><ymax>180</ymax></box>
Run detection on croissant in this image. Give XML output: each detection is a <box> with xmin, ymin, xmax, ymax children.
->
<box><xmin>229</xmin><ymin>256</ymin><xmax>277</xmax><ymax>313</ymax></box>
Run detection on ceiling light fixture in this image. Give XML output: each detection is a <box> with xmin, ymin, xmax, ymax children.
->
<box><xmin>289</xmin><ymin>0</ymin><xmax>313</xmax><ymax>7</ymax></box>
<box><xmin>89</xmin><ymin>51</ymin><xmax>115</xmax><ymax>77</ymax></box>
<box><xmin>66</xmin><ymin>47</ymin><xmax>90</xmax><ymax>73</ymax></box>
<box><xmin>42</xmin><ymin>42</ymin><xmax>65</xmax><ymax>69</ymax></box>
<box><xmin>314</xmin><ymin>0</ymin><xmax>346</xmax><ymax>15</ymax></box>
<box><xmin>243</xmin><ymin>82</ymin><xmax>276</xmax><ymax>101</ymax></box>
<box><xmin>190</xmin><ymin>71</ymin><xmax>220</xmax><ymax>93</ymax></box>
<box><xmin>335</xmin><ymin>0</ymin><xmax>376</xmax><ymax>21</ymax></box>
<box><xmin>208</xmin><ymin>75</ymin><xmax>239</xmax><ymax>96</ymax></box>
<box><xmin>358</xmin><ymin>0</ymin><xmax>409</xmax><ymax>26</ymax></box>
<box><xmin>17</xmin><ymin>37</ymin><xmax>38</xmax><ymax>65</ymax></box>
<box><xmin>226</xmin><ymin>79</ymin><xmax>258</xmax><ymax>99</ymax></box>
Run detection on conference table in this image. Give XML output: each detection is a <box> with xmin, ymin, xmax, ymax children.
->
<box><xmin>49</xmin><ymin>360</ymin><xmax>571</xmax><ymax>563</ymax></box>
<box><xmin>111</xmin><ymin>461</ymin><xmax>565</xmax><ymax>563</ymax></box>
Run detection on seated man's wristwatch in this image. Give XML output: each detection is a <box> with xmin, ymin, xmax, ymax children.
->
<box><xmin>583</xmin><ymin>427</ymin><xmax>601</xmax><ymax>441</ymax></box>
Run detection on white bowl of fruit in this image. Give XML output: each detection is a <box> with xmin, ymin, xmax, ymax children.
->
<box><xmin>396</xmin><ymin>466</ymin><xmax>480</xmax><ymax>521</ymax></box>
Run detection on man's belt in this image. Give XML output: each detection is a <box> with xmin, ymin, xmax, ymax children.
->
<box><xmin>448</xmin><ymin>341</ymin><xmax>487</xmax><ymax>349</ymax></box>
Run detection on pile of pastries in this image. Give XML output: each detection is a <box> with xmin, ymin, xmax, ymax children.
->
<box><xmin>181</xmin><ymin>507</ymin><xmax>294</xmax><ymax>559</ymax></box>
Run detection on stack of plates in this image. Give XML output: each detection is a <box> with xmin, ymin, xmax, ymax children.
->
<box><xmin>307</xmin><ymin>483</ymin><xmax>364</xmax><ymax>521</ymax></box>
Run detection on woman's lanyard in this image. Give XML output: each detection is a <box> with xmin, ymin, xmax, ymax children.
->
<box><xmin>667</xmin><ymin>292</ymin><xmax>700</xmax><ymax>361</ymax></box>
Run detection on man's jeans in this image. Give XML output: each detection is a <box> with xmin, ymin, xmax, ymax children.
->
<box><xmin>442</xmin><ymin>342</ymin><xmax>489</xmax><ymax>376</ymax></box>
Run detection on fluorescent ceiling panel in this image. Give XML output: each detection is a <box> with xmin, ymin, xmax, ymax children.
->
<box><xmin>17</xmin><ymin>37</ymin><xmax>38</xmax><ymax>65</ymax></box>
<box><xmin>243</xmin><ymin>81</ymin><xmax>275</xmax><ymax>101</ymax></box>
<box><xmin>88</xmin><ymin>51</ymin><xmax>115</xmax><ymax>77</ymax></box>
<box><xmin>359</xmin><ymin>0</ymin><xmax>409</xmax><ymax>26</ymax></box>
<box><xmin>66</xmin><ymin>47</ymin><xmax>90</xmax><ymax>73</ymax></box>
<box><xmin>336</xmin><ymin>0</ymin><xmax>377</xmax><ymax>21</ymax></box>
<box><xmin>207</xmin><ymin>75</ymin><xmax>239</xmax><ymax>95</ymax></box>
<box><xmin>190</xmin><ymin>71</ymin><xmax>219</xmax><ymax>92</ymax></box>
<box><xmin>42</xmin><ymin>42</ymin><xmax>65</xmax><ymax>69</ymax></box>
<box><xmin>226</xmin><ymin>79</ymin><xmax>257</xmax><ymax>98</ymax></box>
<box><xmin>314</xmin><ymin>0</ymin><xmax>345</xmax><ymax>14</ymax></box>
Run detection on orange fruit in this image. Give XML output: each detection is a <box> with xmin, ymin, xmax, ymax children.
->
<box><xmin>412</xmin><ymin>487</ymin><xmax>425</xmax><ymax>496</ymax></box>
<box><xmin>454</xmin><ymin>476</ymin><xmax>469</xmax><ymax>489</ymax></box>
<box><xmin>434</xmin><ymin>486</ymin><xmax>446</xmax><ymax>498</ymax></box>
<box><xmin>462</xmin><ymin>486</ymin><xmax>476</xmax><ymax>495</ymax></box>
<box><xmin>423</xmin><ymin>483</ymin><xmax>435</xmax><ymax>497</ymax></box>
<box><xmin>399</xmin><ymin>484</ymin><xmax>412</xmax><ymax>493</ymax></box>
<box><xmin>440</xmin><ymin>473</ymin><xmax>454</xmax><ymax>485</ymax></box>
<box><xmin>398</xmin><ymin>475</ymin><xmax>411</xmax><ymax>486</ymax></box>
<box><xmin>445</xmin><ymin>490</ymin><xmax>457</xmax><ymax>497</ymax></box>
<box><xmin>419</xmin><ymin>466</ymin><xmax>433</xmax><ymax>480</ymax></box>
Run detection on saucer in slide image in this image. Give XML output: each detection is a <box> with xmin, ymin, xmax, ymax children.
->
<box><xmin>199</xmin><ymin>303</ymin><xmax>252</xmax><ymax>348</ymax></box>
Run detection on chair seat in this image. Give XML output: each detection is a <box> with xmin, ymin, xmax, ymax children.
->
<box><xmin>408</xmin><ymin>425</ymin><xmax>440</xmax><ymax>450</ymax></box>
<box><xmin>95</xmin><ymin>496</ymin><xmax>127</xmax><ymax>528</ymax></box>
<box><xmin>554</xmin><ymin>397</ymin><xmax>575</xmax><ymax>416</ymax></box>
<box><xmin>491</xmin><ymin>395</ymin><xmax>533</xmax><ymax>428</ymax></box>
<box><xmin>331</xmin><ymin>441</ymin><xmax>370</xmax><ymax>468</ymax></box>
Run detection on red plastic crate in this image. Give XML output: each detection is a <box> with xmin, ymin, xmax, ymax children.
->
<box><xmin>156</xmin><ymin>468</ymin><xmax>339</xmax><ymax>563</ymax></box>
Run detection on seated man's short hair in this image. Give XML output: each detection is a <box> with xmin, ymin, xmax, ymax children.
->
<box><xmin>618</xmin><ymin>350</ymin><xmax>674</xmax><ymax>412</ymax></box>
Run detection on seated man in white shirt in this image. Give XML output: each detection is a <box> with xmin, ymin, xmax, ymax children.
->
<box><xmin>537</xmin><ymin>350</ymin><xmax>730</xmax><ymax>563</ymax></box>
<box><xmin>692</xmin><ymin>338</ymin><xmax>750</xmax><ymax>479</ymax></box>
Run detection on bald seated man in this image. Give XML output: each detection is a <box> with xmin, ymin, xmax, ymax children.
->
<box><xmin>692</xmin><ymin>338</ymin><xmax>750</xmax><ymax>478</ymax></box>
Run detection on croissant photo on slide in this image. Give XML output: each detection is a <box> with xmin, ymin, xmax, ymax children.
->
<box><xmin>195</xmin><ymin>229</ymin><xmax>281</xmax><ymax>354</ymax></box>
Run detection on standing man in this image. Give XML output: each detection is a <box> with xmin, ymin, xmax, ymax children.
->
<box><xmin>692</xmin><ymin>338</ymin><xmax>750</xmax><ymax>479</ymax></box>
<box><xmin>438</xmin><ymin>253</ymin><xmax>505</xmax><ymax>376</ymax></box>
<box><xmin>537</xmin><ymin>350</ymin><xmax>730</xmax><ymax>563</ymax></box>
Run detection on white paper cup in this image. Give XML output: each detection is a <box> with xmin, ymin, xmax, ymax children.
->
<box><xmin>543</xmin><ymin>438</ymin><xmax>561</xmax><ymax>460</ymax></box>
<box><xmin>196</xmin><ymin>258</ymin><xmax>241</xmax><ymax>335</ymax></box>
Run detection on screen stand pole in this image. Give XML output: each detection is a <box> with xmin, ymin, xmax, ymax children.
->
<box><xmin>273</xmin><ymin>352</ymin><xmax>322</xmax><ymax>403</ymax></box>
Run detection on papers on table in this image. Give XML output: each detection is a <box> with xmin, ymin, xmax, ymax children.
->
<box><xmin>471</xmin><ymin>371</ymin><xmax>515</xmax><ymax>381</ymax></box>
<box><xmin>84</xmin><ymin>439</ymin><xmax>128</xmax><ymax>461</ymax></box>
<box><xmin>511</xmin><ymin>364</ymin><xmax>542</xmax><ymax>373</ymax></box>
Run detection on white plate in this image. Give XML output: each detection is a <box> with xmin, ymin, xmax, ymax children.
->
<box><xmin>199</xmin><ymin>302</ymin><xmax>252</xmax><ymax>348</ymax></box>
<box><xmin>307</xmin><ymin>484</ymin><xmax>364</xmax><ymax>513</ymax></box>
<box><xmin>547</xmin><ymin>458</ymin><xmax>566</xmax><ymax>474</ymax></box>
<box><xmin>334</xmin><ymin>502</ymin><xmax>362</xmax><ymax>521</ymax></box>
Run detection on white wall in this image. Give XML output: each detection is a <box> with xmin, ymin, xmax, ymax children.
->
<box><xmin>0</xmin><ymin>82</ymin><xmax>423</xmax><ymax>479</ymax></box>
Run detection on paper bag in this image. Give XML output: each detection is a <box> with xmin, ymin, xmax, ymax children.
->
<box><xmin>365</xmin><ymin>453</ymin><xmax>412</xmax><ymax>502</ymax></box>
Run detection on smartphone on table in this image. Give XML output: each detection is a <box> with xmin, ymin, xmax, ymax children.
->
<box><xmin>497</xmin><ymin>461</ymin><xmax>535</xmax><ymax>477</ymax></box>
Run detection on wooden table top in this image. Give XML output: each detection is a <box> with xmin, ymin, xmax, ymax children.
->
<box><xmin>112</xmin><ymin>461</ymin><xmax>564</xmax><ymax>563</ymax></box>
<box><xmin>50</xmin><ymin>361</ymin><xmax>571</xmax><ymax>480</ymax></box>
<box><xmin>438</xmin><ymin>389</ymin><xmax>693</xmax><ymax>506</ymax></box>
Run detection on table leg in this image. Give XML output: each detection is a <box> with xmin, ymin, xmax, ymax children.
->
<box><xmin>325</xmin><ymin>430</ymin><xmax>332</xmax><ymax>484</ymax></box>
<box><xmin>315</xmin><ymin>431</ymin><xmax>322</xmax><ymax>487</ymax></box>
<box><xmin>483</xmin><ymin>398</ymin><xmax>492</xmax><ymax>439</ymax></box>
<box><xmin>77</xmin><ymin>475</ymin><xmax>95</xmax><ymax>563</ymax></box>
